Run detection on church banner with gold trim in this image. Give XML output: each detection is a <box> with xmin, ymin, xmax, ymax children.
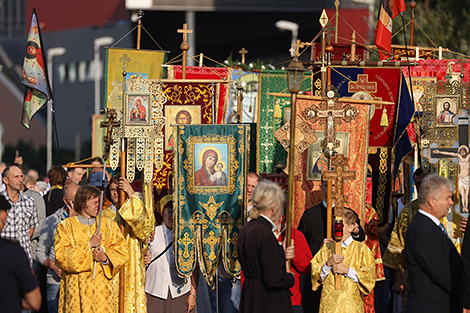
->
<box><xmin>257</xmin><ymin>69</ymin><xmax>314</xmax><ymax>173</ymax></box>
<box><xmin>153</xmin><ymin>82</ymin><xmax>216</xmax><ymax>197</ymax></box>
<box><xmin>105</xmin><ymin>48</ymin><xmax>166</xmax><ymax>110</ymax></box>
<box><xmin>174</xmin><ymin>124</ymin><xmax>249</xmax><ymax>285</ymax></box>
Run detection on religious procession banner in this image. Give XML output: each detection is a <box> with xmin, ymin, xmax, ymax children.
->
<box><xmin>330</xmin><ymin>68</ymin><xmax>414</xmax><ymax>228</ymax></box>
<box><xmin>173</xmin><ymin>124</ymin><xmax>249</xmax><ymax>285</ymax></box>
<box><xmin>257</xmin><ymin>69</ymin><xmax>314</xmax><ymax>174</ymax></box>
<box><xmin>275</xmin><ymin>99</ymin><xmax>370</xmax><ymax>227</ymax></box>
<box><xmin>167</xmin><ymin>65</ymin><xmax>231</xmax><ymax>124</ymax></box>
<box><xmin>21</xmin><ymin>9</ymin><xmax>51</xmax><ymax>129</ymax></box>
<box><xmin>105</xmin><ymin>48</ymin><xmax>166</xmax><ymax>110</ymax></box>
<box><xmin>153</xmin><ymin>81</ymin><xmax>216</xmax><ymax>198</ymax></box>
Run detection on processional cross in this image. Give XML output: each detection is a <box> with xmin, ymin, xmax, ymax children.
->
<box><xmin>323</xmin><ymin>154</ymin><xmax>356</xmax><ymax>290</ymax></box>
<box><xmin>177</xmin><ymin>23</ymin><xmax>193</xmax><ymax>79</ymax></box>
<box><xmin>100</xmin><ymin>109</ymin><xmax>121</xmax><ymax>159</ymax></box>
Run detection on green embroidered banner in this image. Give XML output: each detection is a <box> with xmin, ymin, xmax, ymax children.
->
<box><xmin>257</xmin><ymin>70</ymin><xmax>313</xmax><ymax>173</ymax></box>
<box><xmin>174</xmin><ymin>124</ymin><xmax>249</xmax><ymax>285</ymax></box>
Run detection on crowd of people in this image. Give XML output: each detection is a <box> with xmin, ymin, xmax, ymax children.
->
<box><xmin>1</xmin><ymin>160</ymin><xmax>470</xmax><ymax>313</ymax></box>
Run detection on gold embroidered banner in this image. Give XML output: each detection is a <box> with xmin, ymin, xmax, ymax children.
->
<box><xmin>174</xmin><ymin>124</ymin><xmax>249</xmax><ymax>286</ymax></box>
<box><xmin>291</xmin><ymin>99</ymin><xmax>370</xmax><ymax>227</ymax></box>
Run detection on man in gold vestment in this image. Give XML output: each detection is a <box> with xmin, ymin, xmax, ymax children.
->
<box><xmin>311</xmin><ymin>209</ymin><xmax>376</xmax><ymax>313</ymax></box>
<box><xmin>55</xmin><ymin>186</ymin><xmax>129</xmax><ymax>313</ymax></box>
<box><xmin>102</xmin><ymin>175</ymin><xmax>155</xmax><ymax>313</ymax></box>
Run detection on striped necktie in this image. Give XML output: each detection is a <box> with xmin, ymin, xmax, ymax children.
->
<box><xmin>439</xmin><ymin>223</ymin><xmax>448</xmax><ymax>237</ymax></box>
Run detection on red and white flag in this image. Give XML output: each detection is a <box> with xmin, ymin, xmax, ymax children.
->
<box><xmin>375</xmin><ymin>0</ymin><xmax>406</xmax><ymax>60</ymax></box>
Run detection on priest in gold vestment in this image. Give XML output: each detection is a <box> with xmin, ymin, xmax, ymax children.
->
<box><xmin>103</xmin><ymin>175</ymin><xmax>156</xmax><ymax>313</ymax></box>
<box><xmin>55</xmin><ymin>185</ymin><xmax>129</xmax><ymax>313</ymax></box>
<box><xmin>311</xmin><ymin>209</ymin><xmax>376</xmax><ymax>313</ymax></box>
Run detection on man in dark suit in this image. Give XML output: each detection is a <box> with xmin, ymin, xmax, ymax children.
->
<box><xmin>405</xmin><ymin>173</ymin><xmax>461</xmax><ymax>313</ymax></box>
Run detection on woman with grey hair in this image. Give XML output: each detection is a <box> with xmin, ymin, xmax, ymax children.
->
<box><xmin>237</xmin><ymin>180</ymin><xmax>295</xmax><ymax>313</ymax></box>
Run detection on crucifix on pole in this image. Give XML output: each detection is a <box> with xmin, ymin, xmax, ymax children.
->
<box><xmin>178</xmin><ymin>23</ymin><xmax>193</xmax><ymax>80</ymax></box>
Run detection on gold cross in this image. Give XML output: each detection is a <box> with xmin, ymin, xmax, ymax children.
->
<box><xmin>239</xmin><ymin>47</ymin><xmax>248</xmax><ymax>64</ymax></box>
<box><xmin>292</xmin><ymin>39</ymin><xmax>306</xmax><ymax>59</ymax></box>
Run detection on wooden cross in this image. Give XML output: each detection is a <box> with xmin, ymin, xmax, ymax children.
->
<box><xmin>100</xmin><ymin>109</ymin><xmax>121</xmax><ymax>160</ymax></box>
<box><xmin>322</xmin><ymin>153</ymin><xmax>356</xmax><ymax>290</ymax></box>
<box><xmin>178</xmin><ymin>23</ymin><xmax>193</xmax><ymax>47</ymax></box>
<box><xmin>178</xmin><ymin>23</ymin><xmax>193</xmax><ymax>79</ymax></box>
<box><xmin>239</xmin><ymin>47</ymin><xmax>248</xmax><ymax>65</ymax></box>
<box><xmin>323</xmin><ymin>154</ymin><xmax>356</xmax><ymax>218</ymax></box>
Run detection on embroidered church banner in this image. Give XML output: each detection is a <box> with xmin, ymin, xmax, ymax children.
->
<box><xmin>402</xmin><ymin>59</ymin><xmax>470</xmax><ymax>84</ymax></box>
<box><xmin>105</xmin><ymin>48</ymin><xmax>166</xmax><ymax>110</ymax></box>
<box><xmin>291</xmin><ymin>99</ymin><xmax>370</xmax><ymax>227</ymax></box>
<box><xmin>152</xmin><ymin>82</ymin><xmax>215</xmax><ymax>197</ymax></box>
<box><xmin>330</xmin><ymin>68</ymin><xmax>413</xmax><ymax>227</ymax></box>
<box><xmin>257</xmin><ymin>70</ymin><xmax>314</xmax><ymax>173</ymax></box>
<box><xmin>330</xmin><ymin>67</ymin><xmax>402</xmax><ymax>148</ymax></box>
<box><xmin>174</xmin><ymin>124</ymin><xmax>249</xmax><ymax>285</ymax></box>
<box><xmin>168</xmin><ymin>65</ymin><xmax>231</xmax><ymax>124</ymax></box>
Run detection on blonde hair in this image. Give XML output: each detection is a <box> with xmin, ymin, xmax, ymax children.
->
<box><xmin>343</xmin><ymin>208</ymin><xmax>358</xmax><ymax>226</ymax></box>
<box><xmin>249</xmin><ymin>180</ymin><xmax>284</xmax><ymax>220</ymax></box>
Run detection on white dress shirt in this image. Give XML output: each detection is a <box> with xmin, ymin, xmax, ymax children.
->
<box><xmin>145</xmin><ymin>223</ymin><xmax>190</xmax><ymax>299</ymax></box>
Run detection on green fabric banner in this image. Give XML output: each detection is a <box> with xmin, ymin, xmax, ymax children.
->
<box><xmin>257</xmin><ymin>70</ymin><xmax>313</xmax><ymax>173</ymax></box>
<box><xmin>174</xmin><ymin>124</ymin><xmax>249</xmax><ymax>285</ymax></box>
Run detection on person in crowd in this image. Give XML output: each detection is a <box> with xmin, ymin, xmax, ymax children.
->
<box><xmin>237</xmin><ymin>180</ymin><xmax>295</xmax><ymax>313</ymax></box>
<box><xmin>310</xmin><ymin>208</ymin><xmax>376</xmax><ymax>313</ymax></box>
<box><xmin>246</xmin><ymin>172</ymin><xmax>260</xmax><ymax>219</ymax></box>
<box><xmin>36</xmin><ymin>183</ymin><xmax>80</xmax><ymax>313</ymax></box>
<box><xmin>55</xmin><ymin>185</ymin><xmax>129</xmax><ymax>313</ymax></box>
<box><xmin>27</xmin><ymin>169</ymin><xmax>39</xmax><ymax>181</ymax></box>
<box><xmin>101</xmin><ymin>174</ymin><xmax>155</xmax><ymax>313</ymax></box>
<box><xmin>0</xmin><ymin>193</ymin><xmax>41</xmax><ymax>312</ymax></box>
<box><xmin>145</xmin><ymin>195</ymin><xmax>198</xmax><ymax>312</ymax></box>
<box><xmin>405</xmin><ymin>173</ymin><xmax>461</xmax><ymax>313</ymax></box>
<box><xmin>383</xmin><ymin>168</ymin><xmax>428</xmax><ymax>299</ymax></box>
<box><xmin>274</xmin><ymin>205</ymin><xmax>312</xmax><ymax>313</ymax></box>
<box><xmin>43</xmin><ymin>166</ymin><xmax>67</xmax><ymax>217</ymax></box>
<box><xmin>0</xmin><ymin>163</ymin><xmax>38</xmax><ymax>266</ymax></box>
<box><xmin>66</xmin><ymin>167</ymin><xmax>85</xmax><ymax>185</ymax></box>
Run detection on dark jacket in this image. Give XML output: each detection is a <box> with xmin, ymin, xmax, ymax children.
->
<box><xmin>405</xmin><ymin>212</ymin><xmax>461</xmax><ymax>313</ymax></box>
<box><xmin>238</xmin><ymin>216</ymin><xmax>294</xmax><ymax>313</ymax></box>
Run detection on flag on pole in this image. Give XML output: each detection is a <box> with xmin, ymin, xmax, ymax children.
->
<box><xmin>375</xmin><ymin>0</ymin><xmax>406</xmax><ymax>60</ymax></box>
<box><xmin>20</xmin><ymin>9</ymin><xmax>51</xmax><ymax>129</ymax></box>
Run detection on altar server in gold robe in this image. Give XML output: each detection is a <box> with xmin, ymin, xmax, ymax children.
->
<box><xmin>55</xmin><ymin>185</ymin><xmax>129</xmax><ymax>313</ymax></box>
<box><xmin>102</xmin><ymin>174</ymin><xmax>155</xmax><ymax>313</ymax></box>
<box><xmin>311</xmin><ymin>208</ymin><xmax>376</xmax><ymax>313</ymax></box>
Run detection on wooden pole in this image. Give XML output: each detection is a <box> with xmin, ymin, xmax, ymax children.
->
<box><xmin>351</xmin><ymin>31</ymin><xmax>356</xmax><ymax>61</ymax></box>
<box><xmin>136</xmin><ymin>19</ymin><xmax>141</xmax><ymax>49</ymax></box>
<box><xmin>119</xmin><ymin>138</ymin><xmax>126</xmax><ymax>313</ymax></box>
<box><xmin>285</xmin><ymin>92</ymin><xmax>298</xmax><ymax>263</ymax></box>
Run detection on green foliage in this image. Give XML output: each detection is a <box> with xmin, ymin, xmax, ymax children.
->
<box><xmin>393</xmin><ymin>1</ymin><xmax>470</xmax><ymax>57</ymax></box>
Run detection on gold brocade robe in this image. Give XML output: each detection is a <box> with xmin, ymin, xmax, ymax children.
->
<box><xmin>55</xmin><ymin>216</ymin><xmax>129</xmax><ymax>313</ymax></box>
<box><xmin>383</xmin><ymin>199</ymin><xmax>419</xmax><ymax>271</ymax></box>
<box><xmin>311</xmin><ymin>240</ymin><xmax>376</xmax><ymax>313</ymax></box>
<box><xmin>112</xmin><ymin>194</ymin><xmax>155</xmax><ymax>313</ymax></box>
